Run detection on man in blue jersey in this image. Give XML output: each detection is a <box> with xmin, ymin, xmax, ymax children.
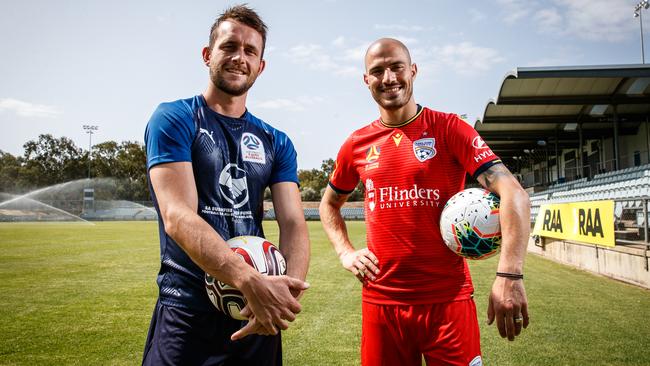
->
<box><xmin>142</xmin><ymin>5</ymin><xmax>310</xmax><ymax>365</ymax></box>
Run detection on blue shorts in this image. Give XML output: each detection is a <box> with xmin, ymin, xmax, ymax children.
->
<box><xmin>142</xmin><ymin>299</ymin><xmax>282</xmax><ymax>366</ymax></box>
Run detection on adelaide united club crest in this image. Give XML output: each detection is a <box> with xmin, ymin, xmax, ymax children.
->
<box><xmin>413</xmin><ymin>138</ymin><xmax>436</xmax><ymax>162</ymax></box>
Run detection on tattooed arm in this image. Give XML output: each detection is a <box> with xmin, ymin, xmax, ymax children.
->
<box><xmin>319</xmin><ymin>186</ymin><xmax>379</xmax><ymax>282</ymax></box>
<box><xmin>477</xmin><ymin>163</ymin><xmax>531</xmax><ymax>341</ymax></box>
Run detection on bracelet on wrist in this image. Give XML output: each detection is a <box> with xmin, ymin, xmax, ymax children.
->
<box><xmin>496</xmin><ymin>271</ymin><xmax>524</xmax><ymax>280</ymax></box>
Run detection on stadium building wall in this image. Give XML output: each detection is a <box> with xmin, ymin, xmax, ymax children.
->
<box><xmin>615</xmin><ymin>125</ymin><xmax>650</xmax><ymax>168</ymax></box>
<box><xmin>528</xmin><ymin>237</ymin><xmax>650</xmax><ymax>289</ymax></box>
<box><xmin>517</xmin><ymin>124</ymin><xmax>650</xmax><ymax>188</ymax></box>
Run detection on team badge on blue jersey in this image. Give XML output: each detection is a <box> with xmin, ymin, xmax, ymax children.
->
<box><xmin>241</xmin><ymin>132</ymin><xmax>266</xmax><ymax>164</ymax></box>
<box><xmin>413</xmin><ymin>138</ymin><xmax>436</xmax><ymax>162</ymax></box>
<box><xmin>218</xmin><ymin>163</ymin><xmax>249</xmax><ymax>209</ymax></box>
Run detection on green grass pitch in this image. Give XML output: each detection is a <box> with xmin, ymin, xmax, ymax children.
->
<box><xmin>1</xmin><ymin>221</ymin><xmax>649</xmax><ymax>365</ymax></box>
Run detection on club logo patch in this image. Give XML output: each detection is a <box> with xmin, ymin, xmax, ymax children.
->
<box><xmin>241</xmin><ymin>132</ymin><xmax>265</xmax><ymax>164</ymax></box>
<box><xmin>218</xmin><ymin>164</ymin><xmax>249</xmax><ymax>208</ymax></box>
<box><xmin>472</xmin><ymin>136</ymin><xmax>489</xmax><ymax>149</ymax></box>
<box><xmin>413</xmin><ymin>138</ymin><xmax>436</xmax><ymax>162</ymax></box>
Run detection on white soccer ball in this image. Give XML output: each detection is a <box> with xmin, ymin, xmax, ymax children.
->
<box><xmin>205</xmin><ymin>236</ymin><xmax>287</xmax><ymax>320</ymax></box>
<box><xmin>439</xmin><ymin>188</ymin><xmax>501</xmax><ymax>260</ymax></box>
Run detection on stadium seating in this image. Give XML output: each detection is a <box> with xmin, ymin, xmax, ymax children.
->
<box><xmin>592</xmin><ymin>163</ymin><xmax>650</xmax><ymax>180</ymax></box>
<box><xmin>528</xmin><ymin>167</ymin><xmax>650</xmax><ymax>222</ymax></box>
<box><xmin>80</xmin><ymin>200</ymin><xmax>157</xmax><ymax>221</ymax></box>
<box><xmin>263</xmin><ymin>206</ymin><xmax>365</xmax><ymax>221</ymax></box>
<box><xmin>264</xmin><ymin>208</ymin><xmax>276</xmax><ymax>220</ymax></box>
<box><xmin>341</xmin><ymin>207</ymin><xmax>364</xmax><ymax>219</ymax></box>
<box><xmin>304</xmin><ymin>208</ymin><xmax>319</xmax><ymax>220</ymax></box>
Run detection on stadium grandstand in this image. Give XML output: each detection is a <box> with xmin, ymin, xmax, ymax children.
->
<box><xmin>476</xmin><ymin>64</ymin><xmax>650</xmax><ymax>288</ymax></box>
<box><xmin>476</xmin><ymin>64</ymin><xmax>650</xmax><ymax>228</ymax></box>
<box><xmin>478</xmin><ymin>64</ymin><xmax>650</xmax><ymax>186</ymax></box>
<box><xmin>264</xmin><ymin>206</ymin><xmax>364</xmax><ymax>221</ymax></box>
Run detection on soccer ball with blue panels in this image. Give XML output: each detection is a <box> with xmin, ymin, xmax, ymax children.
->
<box><xmin>439</xmin><ymin>188</ymin><xmax>501</xmax><ymax>260</ymax></box>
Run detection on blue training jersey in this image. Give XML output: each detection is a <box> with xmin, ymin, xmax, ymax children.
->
<box><xmin>144</xmin><ymin>95</ymin><xmax>299</xmax><ymax>311</ymax></box>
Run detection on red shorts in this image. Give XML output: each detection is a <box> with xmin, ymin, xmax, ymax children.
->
<box><xmin>361</xmin><ymin>299</ymin><xmax>482</xmax><ymax>366</ymax></box>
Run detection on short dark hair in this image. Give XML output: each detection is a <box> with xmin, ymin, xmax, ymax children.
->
<box><xmin>209</xmin><ymin>4</ymin><xmax>268</xmax><ymax>57</ymax></box>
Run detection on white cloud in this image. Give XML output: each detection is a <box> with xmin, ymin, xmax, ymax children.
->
<box><xmin>468</xmin><ymin>8</ymin><xmax>487</xmax><ymax>23</ymax></box>
<box><xmin>286</xmin><ymin>42</ymin><xmax>365</xmax><ymax>77</ymax></box>
<box><xmin>335</xmin><ymin>65</ymin><xmax>362</xmax><ymax>77</ymax></box>
<box><xmin>287</xmin><ymin>37</ymin><xmax>504</xmax><ymax>80</ymax></box>
<box><xmin>548</xmin><ymin>0</ymin><xmax>636</xmax><ymax>42</ymax></box>
<box><xmin>434</xmin><ymin>42</ymin><xmax>506</xmax><ymax>76</ymax></box>
<box><xmin>342</xmin><ymin>44</ymin><xmax>367</xmax><ymax>61</ymax></box>
<box><xmin>496</xmin><ymin>0</ymin><xmax>536</xmax><ymax>25</ymax></box>
<box><xmin>156</xmin><ymin>15</ymin><xmax>169</xmax><ymax>24</ymax></box>
<box><xmin>374</xmin><ymin>24</ymin><xmax>430</xmax><ymax>32</ymax></box>
<box><xmin>332</xmin><ymin>36</ymin><xmax>346</xmax><ymax>47</ymax></box>
<box><xmin>525</xmin><ymin>56</ymin><xmax>575</xmax><ymax>67</ymax></box>
<box><xmin>254</xmin><ymin>99</ymin><xmax>303</xmax><ymax>112</ymax></box>
<box><xmin>523</xmin><ymin>44</ymin><xmax>584</xmax><ymax>67</ymax></box>
<box><xmin>287</xmin><ymin>44</ymin><xmax>338</xmax><ymax>71</ymax></box>
<box><xmin>409</xmin><ymin>47</ymin><xmax>431</xmax><ymax>61</ymax></box>
<box><xmin>296</xmin><ymin>96</ymin><xmax>326</xmax><ymax>104</ymax></box>
<box><xmin>385</xmin><ymin>35</ymin><xmax>420</xmax><ymax>46</ymax></box>
<box><xmin>0</xmin><ymin>98</ymin><xmax>62</xmax><ymax>118</ymax></box>
<box><xmin>287</xmin><ymin>44</ymin><xmax>322</xmax><ymax>59</ymax></box>
<box><xmin>534</xmin><ymin>8</ymin><xmax>562</xmax><ymax>30</ymax></box>
<box><xmin>498</xmin><ymin>0</ymin><xmax>636</xmax><ymax>42</ymax></box>
<box><xmin>252</xmin><ymin>96</ymin><xmax>325</xmax><ymax>112</ymax></box>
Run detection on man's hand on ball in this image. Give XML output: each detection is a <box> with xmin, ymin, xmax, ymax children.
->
<box><xmin>232</xmin><ymin>274</ymin><xmax>309</xmax><ymax>340</ymax></box>
<box><xmin>340</xmin><ymin>248</ymin><xmax>379</xmax><ymax>282</ymax></box>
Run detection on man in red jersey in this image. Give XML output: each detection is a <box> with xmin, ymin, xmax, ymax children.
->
<box><xmin>319</xmin><ymin>38</ymin><xmax>530</xmax><ymax>366</ymax></box>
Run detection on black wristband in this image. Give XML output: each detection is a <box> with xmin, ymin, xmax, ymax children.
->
<box><xmin>496</xmin><ymin>272</ymin><xmax>524</xmax><ymax>280</ymax></box>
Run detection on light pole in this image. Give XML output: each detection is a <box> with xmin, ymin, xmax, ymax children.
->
<box><xmin>83</xmin><ymin>125</ymin><xmax>98</xmax><ymax>179</ymax></box>
<box><xmin>634</xmin><ymin>0</ymin><xmax>650</xmax><ymax>64</ymax></box>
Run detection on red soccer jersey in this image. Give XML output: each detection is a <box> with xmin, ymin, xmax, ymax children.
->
<box><xmin>330</xmin><ymin>106</ymin><xmax>501</xmax><ymax>305</ymax></box>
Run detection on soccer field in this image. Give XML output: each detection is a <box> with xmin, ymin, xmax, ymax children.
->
<box><xmin>1</xmin><ymin>221</ymin><xmax>649</xmax><ymax>365</ymax></box>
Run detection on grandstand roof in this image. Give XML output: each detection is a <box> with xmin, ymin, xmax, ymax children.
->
<box><xmin>476</xmin><ymin>64</ymin><xmax>650</xmax><ymax>165</ymax></box>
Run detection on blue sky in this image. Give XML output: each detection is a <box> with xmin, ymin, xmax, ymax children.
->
<box><xmin>0</xmin><ymin>0</ymin><xmax>646</xmax><ymax>169</ymax></box>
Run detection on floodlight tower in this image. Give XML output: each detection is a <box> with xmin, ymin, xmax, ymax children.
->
<box><xmin>83</xmin><ymin>125</ymin><xmax>99</xmax><ymax>179</ymax></box>
<box><xmin>634</xmin><ymin>0</ymin><xmax>650</xmax><ymax>64</ymax></box>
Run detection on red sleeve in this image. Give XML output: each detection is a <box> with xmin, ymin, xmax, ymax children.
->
<box><xmin>328</xmin><ymin>133</ymin><xmax>360</xmax><ymax>194</ymax></box>
<box><xmin>444</xmin><ymin>114</ymin><xmax>501</xmax><ymax>178</ymax></box>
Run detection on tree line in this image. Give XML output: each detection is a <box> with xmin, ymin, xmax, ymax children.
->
<box><xmin>0</xmin><ymin>134</ymin><xmax>362</xmax><ymax>202</ymax></box>
<box><xmin>0</xmin><ymin>134</ymin><xmax>149</xmax><ymax>201</ymax></box>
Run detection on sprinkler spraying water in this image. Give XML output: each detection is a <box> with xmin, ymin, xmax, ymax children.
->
<box><xmin>0</xmin><ymin>178</ymin><xmax>156</xmax><ymax>222</ymax></box>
